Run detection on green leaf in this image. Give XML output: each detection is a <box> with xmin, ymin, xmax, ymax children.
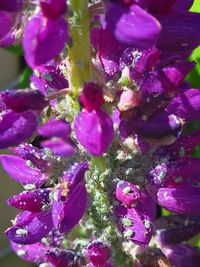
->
<box><xmin>17</xmin><ymin>67</ymin><xmax>32</xmax><ymax>88</ymax></box>
<box><xmin>5</xmin><ymin>45</ymin><xmax>23</xmax><ymax>56</ymax></box>
<box><xmin>187</xmin><ymin>46</ymin><xmax>200</xmax><ymax>88</ymax></box>
<box><xmin>190</xmin><ymin>0</ymin><xmax>200</xmax><ymax>13</ymax></box>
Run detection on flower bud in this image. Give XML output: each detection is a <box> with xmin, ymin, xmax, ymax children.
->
<box><xmin>80</xmin><ymin>83</ymin><xmax>104</xmax><ymax>112</ymax></box>
<box><xmin>86</xmin><ymin>241</ymin><xmax>111</xmax><ymax>267</ymax></box>
<box><xmin>118</xmin><ymin>90</ymin><xmax>141</xmax><ymax>112</ymax></box>
<box><xmin>46</xmin><ymin>248</ymin><xmax>82</xmax><ymax>267</ymax></box>
<box><xmin>116</xmin><ymin>181</ymin><xmax>141</xmax><ymax>207</ymax></box>
<box><xmin>40</xmin><ymin>0</ymin><xmax>67</xmax><ymax>20</ymax></box>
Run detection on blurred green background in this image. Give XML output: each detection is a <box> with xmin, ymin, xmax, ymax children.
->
<box><xmin>0</xmin><ymin>1</ymin><xmax>200</xmax><ymax>266</ymax></box>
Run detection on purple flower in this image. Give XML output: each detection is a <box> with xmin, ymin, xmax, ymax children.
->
<box><xmin>74</xmin><ymin>110</ymin><xmax>114</xmax><ymax>156</ymax></box>
<box><xmin>115</xmin><ymin>190</ymin><xmax>156</xmax><ymax>246</ymax></box>
<box><xmin>162</xmin><ymin>244</ymin><xmax>200</xmax><ymax>267</ymax></box>
<box><xmin>6</xmin><ymin>211</ymin><xmax>53</xmax><ymax>244</ymax></box>
<box><xmin>5</xmin><ymin>162</ymin><xmax>88</xmax><ymax>245</ymax></box>
<box><xmin>116</xmin><ymin>181</ymin><xmax>141</xmax><ymax>208</ymax></box>
<box><xmin>105</xmin><ymin>3</ymin><xmax>161</xmax><ymax>49</ymax></box>
<box><xmin>0</xmin><ymin>0</ymin><xmax>23</xmax><ymax>12</ymax></box>
<box><xmin>46</xmin><ymin>248</ymin><xmax>83</xmax><ymax>267</ymax></box>
<box><xmin>156</xmin><ymin>215</ymin><xmax>200</xmax><ymax>246</ymax></box>
<box><xmin>23</xmin><ymin>13</ymin><xmax>68</xmax><ymax>67</ymax></box>
<box><xmin>31</xmin><ymin>64</ymin><xmax>69</xmax><ymax>95</ymax></box>
<box><xmin>0</xmin><ymin>111</ymin><xmax>37</xmax><ymax>149</ymax></box>
<box><xmin>52</xmin><ymin>172</ymin><xmax>88</xmax><ymax>233</ymax></box>
<box><xmin>12</xmin><ymin>143</ymin><xmax>51</xmax><ymax>172</ymax></box>
<box><xmin>0</xmin><ymin>154</ymin><xmax>47</xmax><ymax>187</ymax></box>
<box><xmin>1</xmin><ymin>89</ymin><xmax>48</xmax><ymax>112</ymax></box>
<box><xmin>7</xmin><ymin>188</ymin><xmax>52</xmax><ymax>212</ymax></box>
<box><xmin>158</xmin><ymin>10</ymin><xmax>200</xmax><ymax>57</ymax></box>
<box><xmin>10</xmin><ymin>241</ymin><xmax>52</xmax><ymax>265</ymax></box>
<box><xmin>0</xmin><ymin>11</ymin><xmax>14</xmax><ymax>40</ymax></box>
<box><xmin>40</xmin><ymin>0</ymin><xmax>67</xmax><ymax>20</ymax></box>
<box><xmin>149</xmin><ymin>157</ymin><xmax>200</xmax><ymax>187</ymax></box>
<box><xmin>38</xmin><ymin>119</ymin><xmax>71</xmax><ymax>139</ymax></box>
<box><xmin>164</xmin><ymin>129</ymin><xmax>200</xmax><ymax>160</ymax></box>
<box><xmin>86</xmin><ymin>241</ymin><xmax>111</xmax><ymax>267</ymax></box>
<box><xmin>38</xmin><ymin>119</ymin><xmax>76</xmax><ymax>157</ymax></box>
<box><xmin>154</xmin><ymin>184</ymin><xmax>200</xmax><ymax>215</ymax></box>
<box><xmin>80</xmin><ymin>83</ymin><xmax>104</xmax><ymax>112</ymax></box>
<box><xmin>166</xmin><ymin>89</ymin><xmax>200</xmax><ymax>122</ymax></box>
<box><xmin>51</xmin><ymin>162</ymin><xmax>88</xmax><ymax>234</ymax></box>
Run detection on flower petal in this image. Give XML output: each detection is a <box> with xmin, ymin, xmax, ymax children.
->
<box><xmin>74</xmin><ymin>110</ymin><xmax>114</xmax><ymax>156</ymax></box>
<box><xmin>106</xmin><ymin>4</ymin><xmax>161</xmax><ymax>49</ymax></box>
<box><xmin>2</xmin><ymin>89</ymin><xmax>48</xmax><ymax>112</ymax></box>
<box><xmin>6</xmin><ymin>211</ymin><xmax>53</xmax><ymax>244</ymax></box>
<box><xmin>0</xmin><ymin>110</ymin><xmax>37</xmax><ymax>149</ymax></box>
<box><xmin>23</xmin><ymin>14</ymin><xmax>68</xmax><ymax>67</ymax></box>
<box><xmin>38</xmin><ymin>120</ymin><xmax>71</xmax><ymax>139</ymax></box>
<box><xmin>10</xmin><ymin>241</ymin><xmax>50</xmax><ymax>265</ymax></box>
<box><xmin>7</xmin><ymin>188</ymin><xmax>52</xmax><ymax>212</ymax></box>
<box><xmin>166</xmin><ymin>89</ymin><xmax>200</xmax><ymax>122</ymax></box>
<box><xmin>157</xmin><ymin>184</ymin><xmax>200</xmax><ymax>215</ymax></box>
<box><xmin>0</xmin><ymin>155</ymin><xmax>47</xmax><ymax>187</ymax></box>
<box><xmin>41</xmin><ymin>138</ymin><xmax>76</xmax><ymax>157</ymax></box>
<box><xmin>52</xmin><ymin>183</ymin><xmax>87</xmax><ymax>233</ymax></box>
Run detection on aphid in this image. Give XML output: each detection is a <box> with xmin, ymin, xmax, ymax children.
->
<box><xmin>16</xmin><ymin>227</ymin><xmax>28</xmax><ymax>237</ymax></box>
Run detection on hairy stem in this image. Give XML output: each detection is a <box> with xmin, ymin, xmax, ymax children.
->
<box><xmin>67</xmin><ymin>0</ymin><xmax>93</xmax><ymax>96</ymax></box>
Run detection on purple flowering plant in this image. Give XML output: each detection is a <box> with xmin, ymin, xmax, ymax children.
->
<box><xmin>0</xmin><ymin>0</ymin><xmax>200</xmax><ymax>266</ymax></box>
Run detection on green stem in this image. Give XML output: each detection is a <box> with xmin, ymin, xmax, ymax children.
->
<box><xmin>67</xmin><ymin>0</ymin><xmax>93</xmax><ymax>96</ymax></box>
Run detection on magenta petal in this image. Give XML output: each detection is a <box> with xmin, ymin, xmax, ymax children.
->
<box><xmin>80</xmin><ymin>83</ymin><xmax>104</xmax><ymax>112</ymax></box>
<box><xmin>40</xmin><ymin>0</ymin><xmax>67</xmax><ymax>20</ymax></box>
<box><xmin>106</xmin><ymin>4</ymin><xmax>161</xmax><ymax>49</ymax></box>
<box><xmin>31</xmin><ymin>65</ymin><xmax>69</xmax><ymax>94</ymax></box>
<box><xmin>23</xmin><ymin>14</ymin><xmax>68</xmax><ymax>67</ymax></box>
<box><xmin>157</xmin><ymin>184</ymin><xmax>200</xmax><ymax>215</ymax></box>
<box><xmin>0</xmin><ymin>110</ymin><xmax>37</xmax><ymax>149</ymax></box>
<box><xmin>41</xmin><ymin>138</ymin><xmax>76</xmax><ymax>157</ymax></box>
<box><xmin>162</xmin><ymin>244</ymin><xmax>200</xmax><ymax>267</ymax></box>
<box><xmin>139</xmin><ymin>61</ymin><xmax>194</xmax><ymax>97</ymax></box>
<box><xmin>46</xmin><ymin>248</ymin><xmax>82</xmax><ymax>267</ymax></box>
<box><xmin>0</xmin><ymin>0</ymin><xmax>23</xmax><ymax>12</ymax></box>
<box><xmin>52</xmin><ymin>183</ymin><xmax>87</xmax><ymax>233</ymax></box>
<box><xmin>116</xmin><ymin>205</ymin><xmax>154</xmax><ymax>246</ymax></box>
<box><xmin>116</xmin><ymin>191</ymin><xmax>156</xmax><ymax>246</ymax></box>
<box><xmin>86</xmin><ymin>241</ymin><xmax>111</xmax><ymax>267</ymax></box>
<box><xmin>10</xmin><ymin>241</ymin><xmax>50</xmax><ymax>265</ymax></box>
<box><xmin>173</xmin><ymin>0</ymin><xmax>194</xmax><ymax>10</ymax></box>
<box><xmin>62</xmin><ymin>162</ymin><xmax>89</xmax><ymax>189</ymax></box>
<box><xmin>166</xmin><ymin>157</ymin><xmax>200</xmax><ymax>186</ymax></box>
<box><xmin>158</xmin><ymin>11</ymin><xmax>200</xmax><ymax>57</ymax></box>
<box><xmin>0</xmin><ymin>11</ymin><xmax>14</xmax><ymax>40</ymax></box>
<box><xmin>74</xmin><ymin>110</ymin><xmax>114</xmax><ymax>156</ymax></box>
<box><xmin>0</xmin><ymin>155</ymin><xmax>47</xmax><ymax>187</ymax></box>
<box><xmin>156</xmin><ymin>215</ymin><xmax>200</xmax><ymax>246</ymax></box>
<box><xmin>147</xmin><ymin>159</ymin><xmax>200</xmax><ymax>187</ymax></box>
<box><xmin>13</xmin><ymin>144</ymin><xmax>50</xmax><ymax>173</ymax></box>
<box><xmin>6</xmin><ymin>211</ymin><xmax>53</xmax><ymax>244</ymax></box>
<box><xmin>144</xmin><ymin>0</ymin><xmax>178</xmax><ymax>15</ymax></box>
<box><xmin>162</xmin><ymin>61</ymin><xmax>195</xmax><ymax>88</ymax></box>
<box><xmin>38</xmin><ymin>120</ymin><xmax>71</xmax><ymax>139</ymax></box>
<box><xmin>7</xmin><ymin>188</ymin><xmax>52</xmax><ymax>212</ymax></box>
<box><xmin>116</xmin><ymin>181</ymin><xmax>141</xmax><ymax>208</ymax></box>
<box><xmin>166</xmin><ymin>89</ymin><xmax>200</xmax><ymax>122</ymax></box>
<box><xmin>167</xmin><ymin>129</ymin><xmax>200</xmax><ymax>160</ymax></box>
<box><xmin>132</xmin><ymin>112</ymin><xmax>183</xmax><ymax>144</ymax></box>
<box><xmin>2</xmin><ymin>89</ymin><xmax>48</xmax><ymax>112</ymax></box>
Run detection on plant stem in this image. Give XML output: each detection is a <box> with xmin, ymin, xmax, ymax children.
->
<box><xmin>67</xmin><ymin>0</ymin><xmax>93</xmax><ymax>96</ymax></box>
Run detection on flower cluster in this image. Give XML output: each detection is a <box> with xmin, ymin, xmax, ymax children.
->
<box><xmin>0</xmin><ymin>0</ymin><xmax>200</xmax><ymax>266</ymax></box>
